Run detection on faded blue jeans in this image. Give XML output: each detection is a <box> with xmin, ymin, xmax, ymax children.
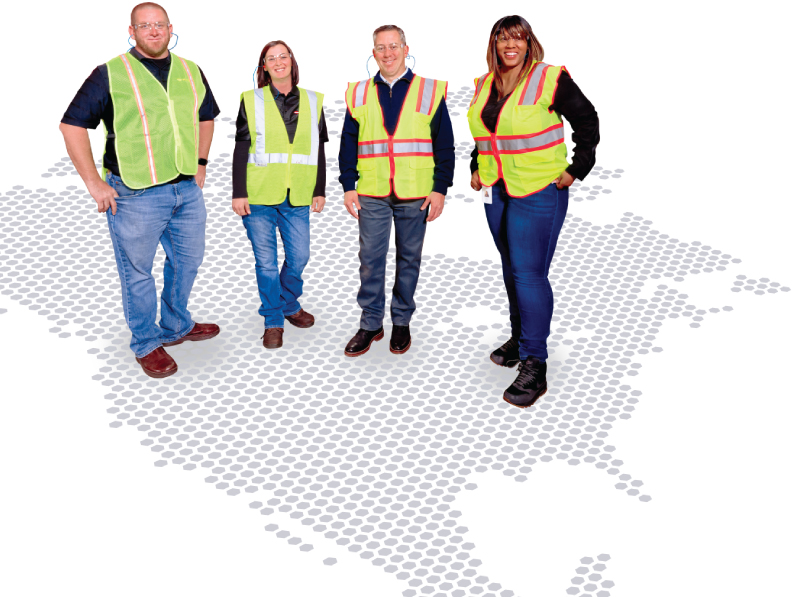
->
<box><xmin>105</xmin><ymin>173</ymin><xmax>206</xmax><ymax>358</ymax></box>
<box><xmin>485</xmin><ymin>182</ymin><xmax>568</xmax><ymax>362</ymax></box>
<box><xmin>357</xmin><ymin>194</ymin><xmax>428</xmax><ymax>331</ymax></box>
<box><xmin>241</xmin><ymin>198</ymin><xmax>310</xmax><ymax>329</ymax></box>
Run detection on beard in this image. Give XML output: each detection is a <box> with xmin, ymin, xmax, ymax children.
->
<box><xmin>135</xmin><ymin>35</ymin><xmax>170</xmax><ymax>58</ymax></box>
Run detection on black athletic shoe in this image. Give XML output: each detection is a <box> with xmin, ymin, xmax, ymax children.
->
<box><xmin>490</xmin><ymin>337</ymin><xmax>520</xmax><ymax>367</ymax></box>
<box><xmin>503</xmin><ymin>356</ymin><xmax>547</xmax><ymax>408</ymax></box>
<box><xmin>389</xmin><ymin>325</ymin><xmax>411</xmax><ymax>354</ymax></box>
<box><xmin>344</xmin><ymin>327</ymin><xmax>384</xmax><ymax>357</ymax></box>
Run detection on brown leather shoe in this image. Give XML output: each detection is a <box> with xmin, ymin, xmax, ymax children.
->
<box><xmin>285</xmin><ymin>309</ymin><xmax>315</xmax><ymax>328</ymax></box>
<box><xmin>135</xmin><ymin>347</ymin><xmax>178</xmax><ymax>379</ymax></box>
<box><xmin>262</xmin><ymin>327</ymin><xmax>284</xmax><ymax>349</ymax></box>
<box><xmin>162</xmin><ymin>322</ymin><xmax>221</xmax><ymax>347</ymax></box>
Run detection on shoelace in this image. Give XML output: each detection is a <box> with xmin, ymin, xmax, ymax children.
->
<box><xmin>498</xmin><ymin>337</ymin><xmax>519</xmax><ymax>353</ymax></box>
<box><xmin>515</xmin><ymin>359</ymin><xmax>541</xmax><ymax>387</ymax></box>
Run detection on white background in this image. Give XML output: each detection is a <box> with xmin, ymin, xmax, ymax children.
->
<box><xmin>1</xmin><ymin>0</ymin><xmax>798</xmax><ymax>595</ymax></box>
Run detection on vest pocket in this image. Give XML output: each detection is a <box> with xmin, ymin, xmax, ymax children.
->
<box><xmin>410</xmin><ymin>156</ymin><xmax>435</xmax><ymax>170</ymax></box>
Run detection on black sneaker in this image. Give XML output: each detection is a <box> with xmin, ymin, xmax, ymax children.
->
<box><xmin>390</xmin><ymin>325</ymin><xmax>411</xmax><ymax>354</ymax></box>
<box><xmin>490</xmin><ymin>337</ymin><xmax>520</xmax><ymax>367</ymax></box>
<box><xmin>503</xmin><ymin>356</ymin><xmax>547</xmax><ymax>408</ymax></box>
<box><xmin>344</xmin><ymin>327</ymin><xmax>384</xmax><ymax>357</ymax></box>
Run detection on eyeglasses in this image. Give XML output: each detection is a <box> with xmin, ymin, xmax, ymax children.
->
<box><xmin>374</xmin><ymin>43</ymin><xmax>404</xmax><ymax>54</ymax></box>
<box><xmin>265</xmin><ymin>53</ymin><xmax>291</xmax><ymax>64</ymax></box>
<box><xmin>496</xmin><ymin>33</ymin><xmax>526</xmax><ymax>43</ymax></box>
<box><xmin>133</xmin><ymin>21</ymin><xmax>169</xmax><ymax>31</ymax></box>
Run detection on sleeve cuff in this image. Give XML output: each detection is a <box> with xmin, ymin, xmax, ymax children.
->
<box><xmin>60</xmin><ymin>117</ymin><xmax>97</xmax><ymax>130</ymax></box>
<box><xmin>341</xmin><ymin>180</ymin><xmax>358</xmax><ymax>193</ymax></box>
<box><xmin>432</xmin><ymin>181</ymin><xmax>449</xmax><ymax>195</ymax></box>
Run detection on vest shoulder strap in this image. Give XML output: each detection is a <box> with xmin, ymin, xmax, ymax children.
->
<box><xmin>413</xmin><ymin>76</ymin><xmax>447</xmax><ymax>116</ymax></box>
<box><xmin>470</xmin><ymin>73</ymin><xmax>491</xmax><ymax>106</ymax></box>
<box><xmin>346</xmin><ymin>79</ymin><xmax>372</xmax><ymax>113</ymax></box>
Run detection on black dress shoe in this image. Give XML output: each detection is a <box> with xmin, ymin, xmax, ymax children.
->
<box><xmin>503</xmin><ymin>356</ymin><xmax>547</xmax><ymax>408</ymax></box>
<box><xmin>344</xmin><ymin>327</ymin><xmax>384</xmax><ymax>357</ymax></box>
<box><xmin>490</xmin><ymin>337</ymin><xmax>520</xmax><ymax>367</ymax></box>
<box><xmin>390</xmin><ymin>325</ymin><xmax>411</xmax><ymax>354</ymax></box>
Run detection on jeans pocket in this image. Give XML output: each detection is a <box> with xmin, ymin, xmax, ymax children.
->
<box><xmin>109</xmin><ymin>175</ymin><xmax>147</xmax><ymax>198</ymax></box>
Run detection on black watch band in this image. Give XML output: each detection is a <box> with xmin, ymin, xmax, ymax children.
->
<box><xmin>198</xmin><ymin>158</ymin><xmax>208</xmax><ymax>166</ymax></box>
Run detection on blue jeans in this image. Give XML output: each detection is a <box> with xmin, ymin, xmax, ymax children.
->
<box><xmin>357</xmin><ymin>194</ymin><xmax>428</xmax><ymax>330</ymax></box>
<box><xmin>485</xmin><ymin>183</ymin><xmax>568</xmax><ymax>362</ymax></box>
<box><xmin>241</xmin><ymin>199</ymin><xmax>310</xmax><ymax>329</ymax></box>
<box><xmin>106</xmin><ymin>173</ymin><xmax>206</xmax><ymax>358</ymax></box>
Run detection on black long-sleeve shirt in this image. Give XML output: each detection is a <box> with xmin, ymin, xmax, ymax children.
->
<box><xmin>470</xmin><ymin>70</ymin><xmax>599</xmax><ymax>180</ymax></box>
<box><xmin>61</xmin><ymin>47</ymin><xmax>220</xmax><ymax>181</ymax></box>
<box><xmin>232</xmin><ymin>84</ymin><xmax>328</xmax><ymax>199</ymax></box>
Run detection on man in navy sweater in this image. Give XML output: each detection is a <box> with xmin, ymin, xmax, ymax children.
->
<box><xmin>338</xmin><ymin>25</ymin><xmax>455</xmax><ymax>357</ymax></box>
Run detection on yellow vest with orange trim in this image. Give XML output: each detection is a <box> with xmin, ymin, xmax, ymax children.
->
<box><xmin>467</xmin><ymin>64</ymin><xmax>568</xmax><ymax>197</ymax></box>
<box><xmin>106</xmin><ymin>52</ymin><xmax>205</xmax><ymax>189</ymax></box>
<box><xmin>345</xmin><ymin>74</ymin><xmax>446</xmax><ymax>199</ymax></box>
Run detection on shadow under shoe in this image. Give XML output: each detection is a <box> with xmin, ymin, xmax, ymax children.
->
<box><xmin>490</xmin><ymin>337</ymin><xmax>520</xmax><ymax>367</ymax></box>
<box><xmin>390</xmin><ymin>325</ymin><xmax>411</xmax><ymax>354</ymax></box>
<box><xmin>345</xmin><ymin>327</ymin><xmax>384</xmax><ymax>357</ymax></box>
<box><xmin>503</xmin><ymin>356</ymin><xmax>547</xmax><ymax>408</ymax></box>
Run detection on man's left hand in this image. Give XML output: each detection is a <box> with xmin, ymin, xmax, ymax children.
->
<box><xmin>312</xmin><ymin>196</ymin><xmax>326</xmax><ymax>213</ymax></box>
<box><xmin>555</xmin><ymin>170</ymin><xmax>574</xmax><ymax>189</ymax></box>
<box><xmin>421</xmin><ymin>191</ymin><xmax>445</xmax><ymax>222</ymax></box>
<box><xmin>195</xmin><ymin>165</ymin><xmax>207</xmax><ymax>189</ymax></box>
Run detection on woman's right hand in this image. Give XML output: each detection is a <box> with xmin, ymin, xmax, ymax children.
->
<box><xmin>232</xmin><ymin>198</ymin><xmax>251</xmax><ymax>216</ymax></box>
<box><xmin>470</xmin><ymin>170</ymin><xmax>481</xmax><ymax>192</ymax></box>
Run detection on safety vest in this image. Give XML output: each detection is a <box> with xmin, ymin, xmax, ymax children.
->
<box><xmin>242</xmin><ymin>86</ymin><xmax>323</xmax><ymax>206</ymax></box>
<box><xmin>345</xmin><ymin>74</ymin><xmax>447</xmax><ymax>199</ymax></box>
<box><xmin>467</xmin><ymin>63</ymin><xmax>568</xmax><ymax>197</ymax></box>
<box><xmin>106</xmin><ymin>52</ymin><xmax>205</xmax><ymax>189</ymax></box>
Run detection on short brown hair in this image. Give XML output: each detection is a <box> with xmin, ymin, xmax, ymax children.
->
<box><xmin>373</xmin><ymin>25</ymin><xmax>406</xmax><ymax>46</ymax></box>
<box><xmin>486</xmin><ymin>15</ymin><xmax>544</xmax><ymax>97</ymax></box>
<box><xmin>256</xmin><ymin>40</ymin><xmax>300</xmax><ymax>88</ymax></box>
<box><xmin>131</xmin><ymin>2</ymin><xmax>169</xmax><ymax>25</ymax></box>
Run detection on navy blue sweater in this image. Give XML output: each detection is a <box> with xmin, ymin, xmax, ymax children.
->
<box><xmin>338</xmin><ymin>69</ymin><xmax>455</xmax><ymax>196</ymax></box>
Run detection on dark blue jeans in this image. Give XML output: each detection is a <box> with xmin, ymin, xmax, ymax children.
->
<box><xmin>357</xmin><ymin>194</ymin><xmax>428</xmax><ymax>330</ymax></box>
<box><xmin>485</xmin><ymin>183</ymin><xmax>568</xmax><ymax>362</ymax></box>
<box><xmin>241</xmin><ymin>198</ymin><xmax>310</xmax><ymax>329</ymax></box>
<box><xmin>105</xmin><ymin>173</ymin><xmax>206</xmax><ymax>358</ymax></box>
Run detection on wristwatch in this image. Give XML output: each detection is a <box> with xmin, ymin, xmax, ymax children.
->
<box><xmin>198</xmin><ymin>158</ymin><xmax>208</xmax><ymax>166</ymax></box>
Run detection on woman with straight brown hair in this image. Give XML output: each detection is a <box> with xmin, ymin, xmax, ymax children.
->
<box><xmin>468</xmin><ymin>15</ymin><xmax>599</xmax><ymax>408</ymax></box>
<box><xmin>231</xmin><ymin>40</ymin><xmax>328</xmax><ymax>349</ymax></box>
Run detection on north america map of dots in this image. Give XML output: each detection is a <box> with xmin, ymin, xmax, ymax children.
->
<box><xmin>1</xmin><ymin>98</ymin><xmax>791</xmax><ymax>597</ymax></box>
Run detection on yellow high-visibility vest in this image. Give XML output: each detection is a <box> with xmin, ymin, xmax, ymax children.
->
<box><xmin>241</xmin><ymin>86</ymin><xmax>324</xmax><ymax>206</ymax></box>
<box><xmin>467</xmin><ymin>64</ymin><xmax>568</xmax><ymax>197</ymax></box>
<box><xmin>106</xmin><ymin>52</ymin><xmax>205</xmax><ymax>189</ymax></box>
<box><xmin>345</xmin><ymin>75</ymin><xmax>446</xmax><ymax>199</ymax></box>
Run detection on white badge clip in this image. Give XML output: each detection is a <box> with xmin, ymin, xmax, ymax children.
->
<box><xmin>481</xmin><ymin>186</ymin><xmax>492</xmax><ymax>204</ymax></box>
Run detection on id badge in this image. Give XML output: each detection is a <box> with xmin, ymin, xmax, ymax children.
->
<box><xmin>481</xmin><ymin>186</ymin><xmax>492</xmax><ymax>204</ymax></box>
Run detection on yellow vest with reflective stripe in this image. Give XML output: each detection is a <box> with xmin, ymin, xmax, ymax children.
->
<box><xmin>467</xmin><ymin>64</ymin><xmax>568</xmax><ymax>197</ymax></box>
<box><xmin>242</xmin><ymin>87</ymin><xmax>323</xmax><ymax>206</ymax></box>
<box><xmin>106</xmin><ymin>52</ymin><xmax>205</xmax><ymax>189</ymax></box>
<box><xmin>345</xmin><ymin>75</ymin><xmax>446</xmax><ymax>199</ymax></box>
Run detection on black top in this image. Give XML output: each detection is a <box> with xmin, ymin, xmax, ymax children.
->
<box><xmin>232</xmin><ymin>83</ymin><xmax>329</xmax><ymax>199</ymax></box>
<box><xmin>61</xmin><ymin>47</ymin><xmax>221</xmax><ymax>180</ymax></box>
<box><xmin>470</xmin><ymin>70</ymin><xmax>599</xmax><ymax>181</ymax></box>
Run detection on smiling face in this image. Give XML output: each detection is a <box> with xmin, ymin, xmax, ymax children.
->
<box><xmin>495</xmin><ymin>29</ymin><xmax>528</xmax><ymax>71</ymax></box>
<box><xmin>373</xmin><ymin>30</ymin><xmax>409</xmax><ymax>81</ymax></box>
<box><xmin>264</xmin><ymin>44</ymin><xmax>292</xmax><ymax>86</ymax></box>
<box><xmin>129</xmin><ymin>6</ymin><xmax>172</xmax><ymax>59</ymax></box>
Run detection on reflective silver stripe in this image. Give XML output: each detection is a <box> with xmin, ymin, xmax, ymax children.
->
<box><xmin>519</xmin><ymin>62</ymin><xmax>548</xmax><ymax>106</ymax></box>
<box><xmin>475</xmin><ymin>139</ymin><xmax>492</xmax><ymax>152</ymax></box>
<box><xmin>353</xmin><ymin>79</ymin><xmax>369</xmax><ymax>108</ymax></box>
<box><xmin>496</xmin><ymin>127</ymin><xmax>564</xmax><ymax>152</ymax></box>
<box><xmin>471</xmin><ymin>74</ymin><xmax>489</xmax><ymax>106</ymax></box>
<box><xmin>248</xmin><ymin>153</ymin><xmax>289</xmax><ymax>166</ymax></box>
<box><xmin>358</xmin><ymin>142</ymin><xmax>389</xmax><ymax>155</ymax></box>
<box><xmin>393</xmin><ymin>141</ymin><xmax>433</xmax><ymax>154</ymax></box>
<box><xmin>418</xmin><ymin>77</ymin><xmax>435</xmax><ymax>114</ymax></box>
<box><xmin>253</xmin><ymin>87</ymin><xmax>266</xmax><ymax>156</ymax></box>
<box><xmin>305</xmin><ymin>89</ymin><xmax>320</xmax><ymax>167</ymax></box>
